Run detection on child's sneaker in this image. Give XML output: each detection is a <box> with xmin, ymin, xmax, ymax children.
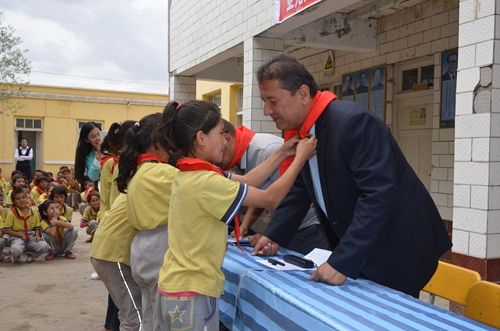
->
<box><xmin>12</xmin><ymin>255</ymin><xmax>20</xmax><ymax>264</ymax></box>
<box><xmin>2</xmin><ymin>256</ymin><xmax>11</xmax><ymax>263</ymax></box>
<box><xmin>45</xmin><ymin>251</ymin><xmax>55</xmax><ymax>261</ymax></box>
<box><xmin>90</xmin><ymin>272</ymin><xmax>100</xmax><ymax>280</ymax></box>
<box><xmin>26</xmin><ymin>255</ymin><xmax>35</xmax><ymax>263</ymax></box>
<box><xmin>85</xmin><ymin>236</ymin><xmax>93</xmax><ymax>243</ymax></box>
<box><xmin>64</xmin><ymin>251</ymin><xmax>76</xmax><ymax>259</ymax></box>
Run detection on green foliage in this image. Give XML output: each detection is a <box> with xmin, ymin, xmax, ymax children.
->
<box><xmin>0</xmin><ymin>12</ymin><xmax>31</xmax><ymax>114</ymax></box>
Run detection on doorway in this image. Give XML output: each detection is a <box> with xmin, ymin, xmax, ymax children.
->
<box><xmin>394</xmin><ymin>92</ymin><xmax>433</xmax><ymax>191</ymax></box>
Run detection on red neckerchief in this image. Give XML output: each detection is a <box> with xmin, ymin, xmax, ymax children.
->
<box><xmin>11</xmin><ymin>207</ymin><xmax>33</xmax><ymax>240</ymax></box>
<box><xmin>100</xmin><ymin>153</ymin><xmax>114</xmax><ymax>168</ymax></box>
<box><xmin>226</xmin><ymin>126</ymin><xmax>256</xmax><ymax>170</ymax></box>
<box><xmin>177</xmin><ymin>157</ymin><xmax>242</xmax><ymax>249</ymax></box>
<box><xmin>111</xmin><ymin>156</ymin><xmax>119</xmax><ymax>174</ymax></box>
<box><xmin>279</xmin><ymin>91</ymin><xmax>336</xmax><ymax>176</ymax></box>
<box><xmin>137</xmin><ymin>153</ymin><xmax>162</xmax><ymax>164</ymax></box>
<box><xmin>35</xmin><ymin>186</ymin><xmax>43</xmax><ymax>195</ymax></box>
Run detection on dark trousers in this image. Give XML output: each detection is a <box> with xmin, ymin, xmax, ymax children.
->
<box><xmin>105</xmin><ymin>294</ymin><xmax>120</xmax><ymax>331</ymax></box>
<box><xmin>286</xmin><ymin>223</ymin><xmax>332</xmax><ymax>255</ymax></box>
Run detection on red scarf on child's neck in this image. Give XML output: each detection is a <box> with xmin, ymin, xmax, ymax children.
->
<box><xmin>137</xmin><ymin>153</ymin><xmax>162</xmax><ymax>164</ymax></box>
<box><xmin>279</xmin><ymin>91</ymin><xmax>336</xmax><ymax>176</ymax></box>
<box><xmin>177</xmin><ymin>157</ymin><xmax>242</xmax><ymax>248</ymax></box>
<box><xmin>11</xmin><ymin>207</ymin><xmax>33</xmax><ymax>240</ymax></box>
<box><xmin>101</xmin><ymin>154</ymin><xmax>120</xmax><ymax>174</ymax></box>
<box><xmin>226</xmin><ymin>126</ymin><xmax>256</xmax><ymax>171</ymax></box>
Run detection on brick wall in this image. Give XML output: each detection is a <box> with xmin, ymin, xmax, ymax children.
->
<box><xmin>170</xmin><ymin>0</ymin><xmax>275</xmax><ymax>74</ymax></box>
<box><xmin>289</xmin><ymin>0</ymin><xmax>459</xmax><ymax>220</ymax></box>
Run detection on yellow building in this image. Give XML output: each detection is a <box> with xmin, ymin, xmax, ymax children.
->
<box><xmin>196</xmin><ymin>80</ymin><xmax>242</xmax><ymax>125</ymax></box>
<box><xmin>0</xmin><ymin>84</ymin><xmax>168</xmax><ymax>175</ymax></box>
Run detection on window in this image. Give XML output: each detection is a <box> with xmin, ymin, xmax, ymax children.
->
<box><xmin>15</xmin><ymin>118</ymin><xmax>42</xmax><ymax>130</ymax></box>
<box><xmin>401</xmin><ymin>65</ymin><xmax>434</xmax><ymax>91</ymax></box>
<box><xmin>208</xmin><ymin>93</ymin><xmax>221</xmax><ymax>107</ymax></box>
<box><xmin>237</xmin><ymin>87</ymin><xmax>243</xmax><ymax>127</ymax></box>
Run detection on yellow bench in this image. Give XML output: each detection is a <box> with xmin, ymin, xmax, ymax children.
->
<box><xmin>423</xmin><ymin>261</ymin><xmax>481</xmax><ymax>305</ymax></box>
<box><xmin>465</xmin><ymin>280</ymin><xmax>500</xmax><ymax>328</ymax></box>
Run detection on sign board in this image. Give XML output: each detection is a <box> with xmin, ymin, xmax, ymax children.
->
<box><xmin>275</xmin><ymin>0</ymin><xmax>322</xmax><ymax>23</ymax></box>
<box><xmin>324</xmin><ymin>51</ymin><xmax>334</xmax><ymax>71</ymax></box>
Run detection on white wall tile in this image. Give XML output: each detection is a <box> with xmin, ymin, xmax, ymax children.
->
<box><xmin>456</xmin><ymin>67</ymin><xmax>480</xmax><ymax>93</ymax></box>
<box><xmin>476</xmin><ymin>40</ymin><xmax>494</xmax><ymax>66</ymax></box>
<box><xmin>454</xmin><ymin>138</ymin><xmax>472</xmax><ymax>161</ymax></box>
<box><xmin>459</xmin><ymin>0</ymin><xmax>476</xmax><ymax>24</ymax></box>
<box><xmin>455</xmin><ymin>92</ymin><xmax>474</xmax><ymax>115</ymax></box>
<box><xmin>470</xmin><ymin>185</ymin><xmax>489</xmax><ymax>209</ymax></box>
<box><xmin>454</xmin><ymin>161</ymin><xmax>489</xmax><ymax>185</ymax></box>
<box><xmin>454</xmin><ymin>184</ymin><xmax>471</xmax><ymax>207</ymax></box>
<box><xmin>489</xmin><ymin>162</ymin><xmax>500</xmax><ymax>185</ymax></box>
<box><xmin>469</xmin><ymin>232</ymin><xmax>487</xmax><ymax>258</ymax></box>
<box><xmin>488</xmin><ymin>186</ymin><xmax>500</xmax><ymax>209</ymax></box>
<box><xmin>472</xmin><ymin>137</ymin><xmax>490</xmax><ymax>161</ymax></box>
<box><xmin>454</xmin><ymin>207</ymin><xmax>488</xmax><ymax>232</ymax></box>
<box><xmin>487</xmin><ymin>210</ymin><xmax>500</xmax><ymax>232</ymax></box>
<box><xmin>487</xmin><ymin>234</ymin><xmax>500</xmax><ymax>258</ymax></box>
<box><xmin>451</xmin><ymin>229</ymin><xmax>469</xmax><ymax>254</ymax></box>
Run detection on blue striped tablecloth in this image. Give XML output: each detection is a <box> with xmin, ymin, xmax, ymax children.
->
<box><xmin>221</xmin><ymin>246</ymin><xmax>496</xmax><ymax>331</ymax></box>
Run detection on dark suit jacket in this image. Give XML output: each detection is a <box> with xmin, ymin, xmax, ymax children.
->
<box><xmin>266</xmin><ymin>100</ymin><xmax>452</xmax><ymax>296</ymax></box>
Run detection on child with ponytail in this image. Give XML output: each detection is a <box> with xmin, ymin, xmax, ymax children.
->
<box><xmin>99</xmin><ymin>120</ymin><xmax>135</xmax><ymax>215</ymax></box>
<box><xmin>154</xmin><ymin>100</ymin><xmax>316</xmax><ymax>330</ymax></box>
<box><xmin>113</xmin><ymin>113</ymin><xmax>176</xmax><ymax>331</ymax></box>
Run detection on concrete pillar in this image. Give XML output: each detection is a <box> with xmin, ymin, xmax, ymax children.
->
<box><xmin>452</xmin><ymin>0</ymin><xmax>500</xmax><ymax>281</ymax></box>
<box><xmin>169</xmin><ymin>75</ymin><xmax>196</xmax><ymax>104</ymax></box>
<box><xmin>242</xmin><ymin>37</ymin><xmax>284</xmax><ymax>134</ymax></box>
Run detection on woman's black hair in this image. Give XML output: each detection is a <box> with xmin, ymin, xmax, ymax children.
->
<box><xmin>74</xmin><ymin>122</ymin><xmax>100</xmax><ymax>185</ymax></box>
<box><xmin>49</xmin><ymin>185</ymin><xmax>67</xmax><ymax>200</ymax></box>
<box><xmin>38</xmin><ymin>199</ymin><xmax>56</xmax><ymax>221</ymax></box>
<box><xmin>100</xmin><ymin>120</ymin><xmax>136</xmax><ymax>155</ymax></box>
<box><xmin>155</xmin><ymin>100</ymin><xmax>221</xmax><ymax>157</ymax></box>
<box><xmin>116</xmin><ymin>113</ymin><xmax>162</xmax><ymax>193</ymax></box>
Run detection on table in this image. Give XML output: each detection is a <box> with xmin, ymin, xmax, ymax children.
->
<box><xmin>221</xmin><ymin>246</ymin><xmax>496</xmax><ymax>331</ymax></box>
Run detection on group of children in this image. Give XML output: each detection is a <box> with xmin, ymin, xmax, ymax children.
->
<box><xmin>0</xmin><ymin>166</ymin><xmax>101</xmax><ymax>264</ymax></box>
<box><xmin>89</xmin><ymin>100</ymin><xmax>316</xmax><ymax>331</ymax></box>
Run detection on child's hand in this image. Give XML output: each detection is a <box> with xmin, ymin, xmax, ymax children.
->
<box><xmin>295</xmin><ymin>135</ymin><xmax>317</xmax><ymax>162</ymax></box>
<box><xmin>279</xmin><ymin>136</ymin><xmax>299</xmax><ymax>158</ymax></box>
<box><xmin>34</xmin><ymin>236</ymin><xmax>41</xmax><ymax>242</ymax></box>
<box><xmin>22</xmin><ymin>233</ymin><xmax>29</xmax><ymax>241</ymax></box>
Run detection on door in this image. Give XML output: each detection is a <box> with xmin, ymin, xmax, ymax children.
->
<box><xmin>394</xmin><ymin>93</ymin><xmax>433</xmax><ymax>191</ymax></box>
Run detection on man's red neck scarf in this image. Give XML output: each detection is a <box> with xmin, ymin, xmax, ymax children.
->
<box><xmin>279</xmin><ymin>91</ymin><xmax>336</xmax><ymax>176</ymax></box>
<box><xmin>226</xmin><ymin>126</ymin><xmax>255</xmax><ymax>171</ymax></box>
<box><xmin>177</xmin><ymin>157</ymin><xmax>242</xmax><ymax>248</ymax></box>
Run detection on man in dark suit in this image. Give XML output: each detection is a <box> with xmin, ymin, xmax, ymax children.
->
<box><xmin>254</xmin><ymin>54</ymin><xmax>452</xmax><ymax>297</ymax></box>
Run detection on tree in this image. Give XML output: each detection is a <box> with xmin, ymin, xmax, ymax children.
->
<box><xmin>0</xmin><ymin>12</ymin><xmax>31</xmax><ymax>114</ymax></box>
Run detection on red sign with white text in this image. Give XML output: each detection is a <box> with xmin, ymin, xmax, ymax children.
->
<box><xmin>276</xmin><ymin>0</ymin><xmax>322</xmax><ymax>22</ymax></box>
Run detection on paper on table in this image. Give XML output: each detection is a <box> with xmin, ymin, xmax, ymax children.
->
<box><xmin>304</xmin><ymin>248</ymin><xmax>333</xmax><ymax>266</ymax></box>
<box><xmin>257</xmin><ymin>258</ymin><xmax>311</xmax><ymax>271</ymax></box>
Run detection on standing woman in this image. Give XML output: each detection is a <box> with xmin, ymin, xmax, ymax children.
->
<box><xmin>75</xmin><ymin>122</ymin><xmax>102</xmax><ymax>187</ymax></box>
<box><xmin>14</xmin><ymin>138</ymin><xmax>33</xmax><ymax>182</ymax></box>
<box><xmin>74</xmin><ymin>122</ymin><xmax>120</xmax><ymax>331</ymax></box>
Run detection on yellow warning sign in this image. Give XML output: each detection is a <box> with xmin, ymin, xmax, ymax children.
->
<box><xmin>324</xmin><ymin>51</ymin><xmax>334</xmax><ymax>71</ymax></box>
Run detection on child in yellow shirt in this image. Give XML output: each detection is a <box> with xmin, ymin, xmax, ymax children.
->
<box><xmin>31</xmin><ymin>175</ymin><xmax>49</xmax><ymax>205</ymax></box>
<box><xmin>39</xmin><ymin>199</ymin><xmax>78</xmax><ymax>260</ymax></box>
<box><xmin>81</xmin><ymin>191</ymin><xmax>100</xmax><ymax>243</ymax></box>
<box><xmin>49</xmin><ymin>186</ymin><xmax>73</xmax><ymax>223</ymax></box>
<box><xmin>154</xmin><ymin>101</ymin><xmax>315</xmax><ymax>330</ymax></box>
<box><xmin>3</xmin><ymin>187</ymin><xmax>49</xmax><ymax>263</ymax></box>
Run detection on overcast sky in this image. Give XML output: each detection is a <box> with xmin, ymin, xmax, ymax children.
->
<box><xmin>0</xmin><ymin>0</ymin><xmax>168</xmax><ymax>94</ymax></box>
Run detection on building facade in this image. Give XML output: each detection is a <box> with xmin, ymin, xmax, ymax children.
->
<box><xmin>169</xmin><ymin>0</ymin><xmax>500</xmax><ymax>281</ymax></box>
<box><xmin>1</xmin><ymin>85</ymin><xmax>168</xmax><ymax>175</ymax></box>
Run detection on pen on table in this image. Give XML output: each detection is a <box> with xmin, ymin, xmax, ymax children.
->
<box><xmin>268</xmin><ymin>258</ymin><xmax>285</xmax><ymax>266</ymax></box>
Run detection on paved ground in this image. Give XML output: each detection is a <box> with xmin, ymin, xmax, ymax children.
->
<box><xmin>0</xmin><ymin>212</ymin><xmax>450</xmax><ymax>331</ymax></box>
<box><xmin>0</xmin><ymin>212</ymin><xmax>108</xmax><ymax>331</ymax></box>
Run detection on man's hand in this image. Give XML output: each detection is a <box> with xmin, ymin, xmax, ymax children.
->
<box><xmin>310</xmin><ymin>262</ymin><xmax>346</xmax><ymax>285</ymax></box>
<box><xmin>252</xmin><ymin>235</ymin><xmax>279</xmax><ymax>256</ymax></box>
